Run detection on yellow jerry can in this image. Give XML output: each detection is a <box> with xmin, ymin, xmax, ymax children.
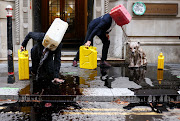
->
<box><xmin>157</xmin><ymin>52</ymin><xmax>164</xmax><ymax>70</ymax></box>
<box><xmin>18</xmin><ymin>49</ymin><xmax>29</xmax><ymax>80</ymax></box>
<box><xmin>79</xmin><ymin>46</ymin><xmax>97</xmax><ymax>69</ymax></box>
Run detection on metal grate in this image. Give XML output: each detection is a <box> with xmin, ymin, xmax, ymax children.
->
<box><xmin>17</xmin><ymin>95</ymin><xmax>180</xmax><ymax>103</ymax></box>
<box><xmin>1</xmin><ymin>94</ymin><xmax>180</xmax><ymax>103</ymax></box>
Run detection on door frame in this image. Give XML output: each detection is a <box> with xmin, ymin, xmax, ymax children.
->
<box><xmin>40</xmin><ymin>0</ymin><xmax>87</xmax><ymax>41</ymax></box>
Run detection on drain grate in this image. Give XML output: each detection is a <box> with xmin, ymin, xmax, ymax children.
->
<box><xmin>16</xmin><ymin>94</ymin><xmax>180</xmax><ymax>103</ymax></box>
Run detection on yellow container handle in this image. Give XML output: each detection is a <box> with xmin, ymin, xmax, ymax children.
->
<box><xmin>83</xmin><ymin>45</ymin><xmax>96</xmax><ymax>50</ymax></box>
<box><xmin>20</xmin><ymin>49</ymin><xmax>28</xmax><ymax>57</ymax></box>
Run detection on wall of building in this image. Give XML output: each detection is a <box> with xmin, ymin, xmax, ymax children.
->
<box><xmin>126</xmin><ymin>0</ymin><xmax>180</xmax><ymax>63</ymax></box>
<box><xmin>0</xmin><ymin>0</ymin><xmax>15</xmax><ymax>60</ymax></box>
<box><xmin>18</xmin><ymin>0</ymin><xmax>33</xmax><ymax>57</ymax></box>
<box><xmin>0</xmin><ymin>0</ymin><xmax>33</xmax><ymax>60</ymax></box>
<box><xmin>93</xmin><ymin>0</ymin><xmax>180</xmax><ymax>63</ymax></box>
<box><xmin>0</xmin><ymin>0</ymin><xmax>179</xmax><ymax>63</ymax></box>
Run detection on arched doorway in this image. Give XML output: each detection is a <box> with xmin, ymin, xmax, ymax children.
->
<box><xmin>41</xmin><ymin>0</ymin><xmax>88</xmax><ymax>51</ymax></box>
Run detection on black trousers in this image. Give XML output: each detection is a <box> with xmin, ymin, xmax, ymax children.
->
<box><xmin>74</xmin><ymin>29</ymin><xmax>110</xmax><ymax>62</ymax></box>
<box><xmin>31</xmin><ymin>44</ymin><xmax>54</xmax><ymax>81</ymax></box>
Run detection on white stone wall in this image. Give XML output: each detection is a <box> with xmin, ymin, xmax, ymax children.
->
<box><xmin>93</xmin><ymin>0</ymin><xmax>180</xmax><ymax>63</ymax></box>
<box><xmin>0</xmin><ymin>0</ymin><xmax>33</xmax><ymax>60</ymax></box>
<box><xmin>19</xmin><ymin>0</ymin><xmax>33</xmax><ymax>58</ymax></box>
<box><xmin>126</xmin><ymin>0</ymin><xmax>180</xmax><ymax>63</ymax></box>
<box><xmin>0</xmin><ymin>0</ymin><xmax>179</xmax><ymax>63</ymax></box>
<box><xmin>0</xmin><ymin>0</ymin><xmax>15</xmax><ymax>59</ymax></box>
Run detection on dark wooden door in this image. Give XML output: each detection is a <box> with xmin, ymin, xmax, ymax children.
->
<box><xmin>41</xmin><ymin>0</ymin><xmax>87</xmax><ymax>43</ymax></box>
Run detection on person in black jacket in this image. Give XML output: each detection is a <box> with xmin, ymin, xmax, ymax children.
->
<box><xmin>72</xmin><ymin>13</ymin><xmax>116</xmax><ymax>67</ymax></box>
<box><xmin>21</xmin><ymin>32</ymin><xmax>64</xmax><ymax>83</ymax></box>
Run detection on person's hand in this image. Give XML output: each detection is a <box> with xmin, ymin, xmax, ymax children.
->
<box><xmin>52</xmin><ymin>78</ymin><xmax>65</xmax><ymax>84</ymax></box>
<box><xmin>20</xmin><ymin>46</ymin><xmax>25</xmax><ymax>51</ymax></box>
<box><xmin>84</xmin><ymin>41</ymin><xmax>91</xmax><ymax>46</ymax></box>
<box><xmin>106</xmin><ymin>34</ymin><xmax>109</xmax><ymax>40</ymax></box>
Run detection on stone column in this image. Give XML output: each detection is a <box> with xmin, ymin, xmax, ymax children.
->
<box><xmin>15</xmin><ymin>0</ymin><xmax>20</xmax><ymax>45</ymax></box>
<box><xmin>104</xmin><ymin>0</ymin><xmax>109</xmax><ymax>14</ymax></box>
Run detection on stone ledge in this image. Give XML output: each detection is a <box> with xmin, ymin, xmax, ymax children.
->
<box><xmin>0</xmin><ymin>57</ymin><xmax>125</xmax><ymax>61</ymax></box>
<box><xmin>140</xmin><ymin>42</ymin><xmax>180</xmax><ymax>45</ymax></box>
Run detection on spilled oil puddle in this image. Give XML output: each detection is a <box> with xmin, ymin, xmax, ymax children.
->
<box><xmin>1</xmin><ymin>64</ymin><xmax>180</xmax><ymax>120</ymax></box>
<box><xmin>18</xmin><ymin>64</ymin><xmax>180</xmax><ymax>102</ymax></box>
<box><xmin>19</xmin><ymin>75</ymin><xmax>82</xmax><ymax>95</ymax></box>
<box><xmin>0</xmin><ymin>100</ymin><xmax>180</xmax><ymax>121</ymax></box>
<box><xmin>0</xmin><ymin>102</ymin><xmax>80</xmax><ymax>121</ymax></box>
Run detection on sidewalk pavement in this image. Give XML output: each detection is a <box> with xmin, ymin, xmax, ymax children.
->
<box><xmin>0</xmin><ymin>62</ymin><xmax>30</xmax><ymax>95</ymax></box>
<box><xmin>0</xmin><ymin>61</ymin><xmax>180</xmax><ymax>103</ymax></box>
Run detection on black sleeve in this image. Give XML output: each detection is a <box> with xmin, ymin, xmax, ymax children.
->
<box><xmin>53</xmin><ymin>43</ymin><xmax>62</xmax><ymax>78</ymax></box>
<box><xmin>21</xmin><ymin>32</ymin><xmax>45</xmax><ymax>48</ymax></box>
<box><xmin>87</xmin><ymin>14</ymin><xmax>112</xmax><ymax>41</ymax></box>
<box><xmin>87</xmin><ymin>20</ymin><xmax>107</xmax><ymax>42</ymax></box>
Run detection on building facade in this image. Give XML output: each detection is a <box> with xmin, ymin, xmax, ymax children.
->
<box><xmin>0</xmin><ymin>0</ymin><xmax>180</xmax><ymax>63</ymax></box>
